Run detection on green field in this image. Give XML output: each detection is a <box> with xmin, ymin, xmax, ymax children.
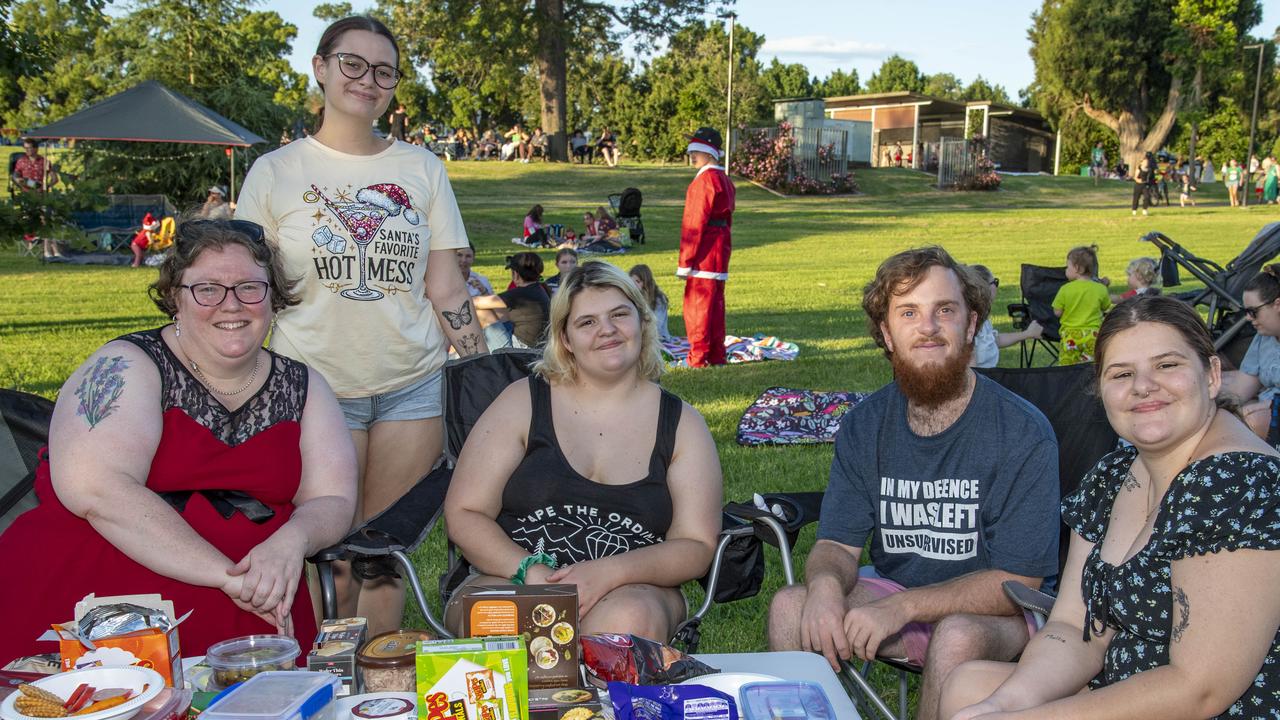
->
<box><xmin>2</xmin><ymin>163</ymin><xmax>1275</xmax><ymax>707</ymax></box>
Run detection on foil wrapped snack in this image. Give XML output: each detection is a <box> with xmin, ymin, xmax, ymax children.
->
<box><xmin>78</xmin><ymin>603</ymin><xmax>171</xmax><ymax>641</ymax></box>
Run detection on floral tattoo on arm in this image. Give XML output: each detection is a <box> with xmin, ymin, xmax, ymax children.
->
<box><xmin>74</xmin><ymin>355</ymin><xmax>130</xmax><ymax>429</ymax></box>
<box><xmin>1171</xmin><ymin>586</ymin><xmax>1190</xmax><ymax>643</ymax></box>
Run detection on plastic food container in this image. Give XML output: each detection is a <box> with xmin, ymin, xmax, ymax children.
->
<box><xmin>206</xmin><ymin>634</ymin><xmax>300</xmax><ymax>690</ymax></box>
<box><xmin>200</xmin><ymin>671</ymin><xmax>338</xmax><ymax>720</ymax></box>
<box><xmin>356</xmin><ymin>631</ymin><xmax>431</xmax><ymax>693</ymax></box>
<box><xmin>349</xmin><ymin>695</ymin><xmax>414</xmax><ymax>720</ymax></box>
<box><xmin>739</xmin><ymin>681</ymin><xmax>836</xmax><ymax>720</ymax></box>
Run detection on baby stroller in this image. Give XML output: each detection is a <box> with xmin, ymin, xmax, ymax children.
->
<box><xmin>1142</xmin><ymin>223</ymin><xmax>1280</xmax><ymax>367</ymax></box>
<box><xmin>607</xmin><ymin>187</ymin><xmax>645</xmax><ymax>244</ymax></box>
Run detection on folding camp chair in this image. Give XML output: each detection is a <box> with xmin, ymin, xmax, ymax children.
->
<box><xmin>1007</xmin><ymin>264</ymin><xmax>1067</xmax><ymax>367</ymax></box>
<box><xmin>0</xmin><ymin>389</ymin><xmax>56</xmax><ymax>534</ymax></box>
<box><xmin>1142</xmin><ymin>224</ymin><xmax>1280</xmax><ymax>367</ymax></box>
<box><xmin>312</xmin><ymin>348</ymin><xmax>799</xmax><ymax>648</ymax></box>
<box><xmin>765</xmin><ymin>364</ymin><xmax>1118</xmax><ymax>719</ymax></box>
<box><xmin>607</xmin><ymin>187</ymin><xmax>645</xmax><ymax>244</ymax></box>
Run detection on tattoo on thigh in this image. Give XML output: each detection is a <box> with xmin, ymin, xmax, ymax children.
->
<box><xmin>1171</xmin><ymin>586</ymin><xmax>1190</xmax><ymax>643</ymax></box>
<box><xmin>456</xmin><ymin>332</ymin><xmax>483</xmax><ymax>357</ymax></box>
<box><xmin>1122</xmin><ymin>469</ymin><xmax>1140</xmax><ymax>492</ymax></box>
<box><xmin>442</xmin><ymin>300</ymin><xmax>473</xmax><ymax>330</ymax></box>
<box><xmin>1044</xmin><ymin>633</ymin><xmax>1067</xmax><ymax>644</ymax></box>
<box><xmin>75</xmin><ymin>355</ymin><xmax>130</xmax><ymax>430</ymax></box>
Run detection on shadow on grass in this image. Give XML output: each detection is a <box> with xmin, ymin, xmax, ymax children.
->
<box><xmin>0</xmin><ymin>315</ymin><xmax>162</xmax><ymax>334</ymax></box>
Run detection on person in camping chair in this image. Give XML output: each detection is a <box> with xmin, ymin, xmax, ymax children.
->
<box><xmin>677</xmin><ymin>126</ymin><xmax>735</xmax><ymax>367</ymax></box>
<box><xmin>767</xmin><ymin>247</ymin><xmax>1060</xmax><ymax>720</ymax></box>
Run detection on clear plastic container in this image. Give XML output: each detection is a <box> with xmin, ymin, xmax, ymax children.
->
<box><xmin>206</xmin><ymin>634</ymin><xmax>301</xmax><ymax>690</ymax></box>
<box><xmin>201</xmin><ymin>671</ymin><xmax>339</xmax><ymax>720</ymax></box>
<box><xmin>739</xmin><ymin>681</ymin><xmax>836</xmax><ymax>720</ymax></box>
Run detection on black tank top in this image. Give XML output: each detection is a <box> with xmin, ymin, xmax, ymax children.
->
<box><xmin>495</xmin><ymin>376</ymin><xmax>681</xmax><ymax>566</ymax></box>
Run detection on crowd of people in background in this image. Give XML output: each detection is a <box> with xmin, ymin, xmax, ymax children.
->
<box><xmin>381</xmin><ymin>105</ymin><xmax>624</xmax><ymax>165</ymax></box>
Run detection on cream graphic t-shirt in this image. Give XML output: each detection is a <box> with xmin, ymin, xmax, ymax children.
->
<box><xmin>236</xmin><ymin>137</ymin><xmax>469</xmax><ymax>397</ymax></box>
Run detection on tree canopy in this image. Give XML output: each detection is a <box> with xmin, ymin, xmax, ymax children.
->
<box><xmin>865</xmin><ymin>54</ymin><xmax>925</xmax><ymax>94</ymax></box>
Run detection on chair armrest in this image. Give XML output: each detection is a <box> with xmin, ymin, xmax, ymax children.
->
<box><xmin>1002</xmin><ymin>579</ymin><xmax>1056</xmax><ymax>617</ymax></box>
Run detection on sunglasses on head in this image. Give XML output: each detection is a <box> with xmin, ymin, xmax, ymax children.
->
<box><xmin>177</xmin><ymin>219</ymin><xmax>267</xmax><ymax>247</ymax></box>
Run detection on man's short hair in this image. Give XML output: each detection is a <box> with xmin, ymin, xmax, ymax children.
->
<box><xmin>861</xmin><ymin>246</ymin><xmax>991</xmax><ymax>356</ymax></box>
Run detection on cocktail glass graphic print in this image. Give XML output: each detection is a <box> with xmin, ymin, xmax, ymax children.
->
<box><xmin>306</xmin><ymin>182</ymin><xmax>420</xmax><ymax>301</ymax></box>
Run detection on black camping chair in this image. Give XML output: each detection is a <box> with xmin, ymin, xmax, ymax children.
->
<box><xmin>312</xmin><ymin>348</ymin><xmax>800</xmax><ymax>649</ymax></box>
<box><xmin>1142</xmin><ymin>224</ymin><xmax>1280</xmax><ymax>367</ymax></box>
<box><xmin>762</xmin><ymin>365</ymin><xmax>1118</xmax><ymax>719</ymax></box>
<box><xmin>607</xmin><ymin>187</ymin><xmax>645</xmax><ymax>244</ymax></box>
<box><xmin>1007</xmin><ymin>264</ymin><xmax>1067</xmax><ymax>367</ymax></box>
<box><xmin>0</xmin><ymin>389</ymin><xmax>56</xmax><ymax>534</ymax></box>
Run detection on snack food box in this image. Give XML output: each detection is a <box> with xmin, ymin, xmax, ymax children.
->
<box><xmin>309</xmin><ymin>617</ymin><xmax>369</xmax><ymax>696</ymax></box>
<box><xmin>415</xmin><ymin>636</ymin><xmax>528</xmax><ymax>720</ymax></box>
<box><xmin>528</xmin><ymin>687</ymin><xmax>605</xmax><ymax>720</ymax></box>
<box><xmin>39</xmin><ymin>593</ymin><xmax>190</xmax><ymax>687</ymax></box>
<box><xmin>460</xmin><ymin>585</ymin><xmax>579</xmax><ymax>690</ymax></box>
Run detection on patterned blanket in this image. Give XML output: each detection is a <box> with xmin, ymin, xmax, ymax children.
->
<box><xmin>662</xmin><ymin>334</ymin><xmax>800</xmax><ymax>367</ymax></box>
<box><xmin>736</xmin><ymin>387</ymin><xmax>868</xmax><ymax>446</ymax></box>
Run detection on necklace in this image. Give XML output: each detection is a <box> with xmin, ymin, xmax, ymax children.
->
<box><xmin>191</xmin><ymin>354</ymin><xmax>262</xmax><ymax>396</ymax></box>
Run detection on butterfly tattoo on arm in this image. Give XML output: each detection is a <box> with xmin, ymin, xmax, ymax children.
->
<box><xmin>442</xmin><ymin>301</ymin><xmax>473</xmax><ymax>330</ymax></box>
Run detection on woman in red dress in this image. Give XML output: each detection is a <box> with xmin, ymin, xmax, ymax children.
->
<box><xmin>0</xmin><ymin>218</ymin><xmax>356</xmax><ymax>662</ymax></box>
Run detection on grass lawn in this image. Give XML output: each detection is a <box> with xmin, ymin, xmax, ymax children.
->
<box><xmin>2</xmin><ymin>162</ymin><xmax>1276</xmax><ymax>708</ymax></box>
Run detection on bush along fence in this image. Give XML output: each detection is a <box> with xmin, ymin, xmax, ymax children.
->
<box><xmin>937</xmin><ymin>135</ymin><xmax>1001</xmax><ymax>191</ymax></box>
<box><xmin>733</xmin><ymin>122</ymin><xmax>857</xmax><ymax>195</ymax></box>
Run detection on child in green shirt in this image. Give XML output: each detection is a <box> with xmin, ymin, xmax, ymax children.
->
<box><xmin>1052</xmin><ymin>245</ymin><xmax>1112</xmax><ymax>364</ymax></box>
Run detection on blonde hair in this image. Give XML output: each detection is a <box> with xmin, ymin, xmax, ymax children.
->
<box><xmin>534</xmin><ymin>260</ymin><xmax>664</xmax><ymax>384</ymax></box>
<box><xmin>1126</xmin><ymin>257</ymin><xmax>1159</xmax><ymax>287</ymax></box>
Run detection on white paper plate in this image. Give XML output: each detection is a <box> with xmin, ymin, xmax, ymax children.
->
<box><xmin>0</xmin><ymin>666</ymin><xmax>165</xmax><ymax>720</ymax></box>
<box><xmin>677</xmin><ymin>672</ymin><xmax>782</xmax><ymax>699</ymax></box>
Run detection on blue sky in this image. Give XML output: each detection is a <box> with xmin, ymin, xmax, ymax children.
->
<box><xmin>246</xmin><ymin>0</ymin><xmax>1280</xmax><ymax>96</ymax></box>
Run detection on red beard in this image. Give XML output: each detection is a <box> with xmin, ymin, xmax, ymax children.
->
<box><xmin>891</xmin><ymin>340</ymin><xmax>974</xmax><ymax>407</ymax></box>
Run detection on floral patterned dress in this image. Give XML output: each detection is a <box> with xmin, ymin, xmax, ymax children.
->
<box><xmin>1061</xmin><ymin>447</ymin><xmax>1280</xmax><ymax>717</ymax></box>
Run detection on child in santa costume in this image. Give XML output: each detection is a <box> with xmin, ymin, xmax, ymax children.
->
<box><xmin>677</xmin><ymin>127</ymin><xmax>735</xmax><ymax>367</ymax></box>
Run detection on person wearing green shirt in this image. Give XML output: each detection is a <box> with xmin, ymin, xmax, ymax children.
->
<box><xmin>1225</xmin><ymin>159</ymin><xmax>1242</xmax><ymax>207</ymax></box>
<box><xmin>1052</xmin><ymin>245</ymin><xmax>1112</xmax><ymax>365</ymax></box>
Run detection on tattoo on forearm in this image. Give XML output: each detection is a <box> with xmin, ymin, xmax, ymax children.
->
<box><xmin>442</xmin><ymin>300</ymin><xmax>474</xmax><ymax>330</ymax></box>
<box><xmin>1122</xmin><ymin>469</ymin><xmax>1140</xmax><ymax>492</ymax></box>
<box><xmin>1171</xmin><ymin>586</ymin><xmax>1190</xmax><ymax>643</ymax></box>
<box><xmin>456</xmin><ymin>332</ymin><xmax>483</xmax><ymax>357</ymax></box>
<box><xmin>1044</xmin><ymin>633</ymin><xmax>1067</xmax><ymax>644</ymax></box>
<box><xmin>75</xmin><ymin>355</ymin><xmax>130</xmax><ymax>429</ymax></box>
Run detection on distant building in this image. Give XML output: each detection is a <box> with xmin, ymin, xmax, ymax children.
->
<box><xmin>775</xmin><ymin>91</ymin><xmax>1057</xmax><ymax>173</ymax></box>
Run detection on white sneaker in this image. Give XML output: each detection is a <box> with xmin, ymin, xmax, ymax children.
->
<box><xmin>1142</xmin><ymin>209</ymin><xmax>1148</xmax><ymax>216</ymax></box>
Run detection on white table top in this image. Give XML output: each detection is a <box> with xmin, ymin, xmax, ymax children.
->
<box><xmin>694</xmin><ymin>651</ymin><xmax>862</xmax><ymax>719</ymax></box>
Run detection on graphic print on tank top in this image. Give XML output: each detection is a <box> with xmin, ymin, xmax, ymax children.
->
<box><xmin>507</xmin><ymin>503</ymin><xmax>662</xmax><ymax>566</ymax></box>
<box><xmin>303</xmin><ymin>182</ymin><xmax>423</xmax><ymax>301</ymax></box>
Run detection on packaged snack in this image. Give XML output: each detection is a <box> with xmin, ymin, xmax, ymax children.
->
<box><xmin>528</xmin><ymin>687</ymin><xmax>605</xmax><ymax>720</ymax></box>
<box><xmin>607</xmin><ymin>682</ymin><xmax>738</xmax><ymax>720</ymax></box>
<box><xmin>460</xmin><ymin>584</ymin><xmax>579</xmax><ymax>690</ymax></box>
<box><xmin>580</xmin><ymin>634</ymin><xmax>718</xmax><ymax>688</ymax></box>
<box><xmin>350</xmin><ymin>694</ymin><xmax>415</xmax><ymax>720</ymax></box>
<box><xmin>414</xmin><ymin>636</ymin><xmax>528</xmax><ymax>720</ymax></box>
<box><xmin>206</xmin><ymin>634</ymin><xmax>300</xmax><ymax>690</ymax></box>
<box><xmin>41</xmin><ymin>594</ymin><xmax>191</xmax><ymax>687</ymax></box>
<box><xmin>358</xmin><ymin>630</ymin><xmax>432</xmax><ymax>693</ymax></box>
<box><xmin>738</xmin><ymin>682</ymin><xmax>835</xmax><ymax>720</ymax></box>
<box><xmin>309</xmin><ymin>617</ymin><xmax>369</xmax><ymax>696</ymax></box>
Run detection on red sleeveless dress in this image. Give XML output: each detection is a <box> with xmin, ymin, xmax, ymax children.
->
<box><xmin>0</xmin><ymin>329</ymin><xmax>318</xmax><ymax>662</ymax></box>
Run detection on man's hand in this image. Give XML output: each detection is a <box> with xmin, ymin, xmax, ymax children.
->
<box><xmin>844</xmin><ymin>600</ymin><xmax>909</xmax><ymax>661</ymax></box>
<box><xmin>800</xmin><ymin>576</ymin><xmax>851</xmax><ymax>670</ymax></box>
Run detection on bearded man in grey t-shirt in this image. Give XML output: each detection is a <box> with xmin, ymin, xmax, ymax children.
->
<box><xmin>767</xmin><ymin>246</ymin><xmax>1059</xmax><ymax>720</ymax></box>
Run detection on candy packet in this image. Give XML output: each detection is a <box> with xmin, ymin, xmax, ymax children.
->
<box><xmin>607</xmin><ymin>682</ymin><xmax>738</xmax><ymax>720</ymax></box>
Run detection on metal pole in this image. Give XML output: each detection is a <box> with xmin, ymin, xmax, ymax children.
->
<box><xmin>725</xmin><ymin>12</ymin><xmax>735</xmax><ymax>174</ymax></box>
<box><xmin>1244</xmin><ymin>44</ymin><xmax>1264</xmax><ymax>208</ymax></box>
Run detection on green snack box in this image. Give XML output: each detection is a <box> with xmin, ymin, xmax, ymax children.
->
<box><xmin>416</xmin><ymin>636</ymin><xmax>529</xmax><ymax>720</ymax></box>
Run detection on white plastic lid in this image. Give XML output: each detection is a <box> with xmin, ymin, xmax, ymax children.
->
<box><xmin>202</xmin><ymin>671</ymin><xmax>339</xmax><ymax>720</ymax></box>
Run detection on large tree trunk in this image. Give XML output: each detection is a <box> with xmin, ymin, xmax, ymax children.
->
<box><xmin>1082</xmin><ymin>75</ymin><xmax>1184</xmax><ymax>170</ymax></box>
<box><xmin>536</xmin><ymin>0</ymin><xmax>568</xmax><ymax>162</ymax></box>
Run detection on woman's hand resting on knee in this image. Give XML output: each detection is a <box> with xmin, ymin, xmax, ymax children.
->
<box><xmin>547</xmin><ymin>559</ymin><xmax>621</xmax><ymax>616</ymax></box>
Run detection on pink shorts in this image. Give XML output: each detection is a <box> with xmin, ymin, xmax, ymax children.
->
<box><xmin>857</xmin><ymin>573</ymin><xmax>1041</xmax><ymax>667</ymax></box>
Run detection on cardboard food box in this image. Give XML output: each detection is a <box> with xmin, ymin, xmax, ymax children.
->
<box><xmin>528</xmin><ymin>687</ymin><xmax>605</xmax><ymax>720</ymax></box>
<box><xmin>460</xmin><ymin>585</ymin><xmax>579</xmax><ymax>690</ymax></box>
<box><xmin>40</xmin><ymin>594</ymin><xmax>189</xmax><ymax>687</ymax></box>
<box><xmin>307</xmin><ymin>617</ymin><xmax>368</xmax><ymax>696</ymax></box>
<box><xmin>415</xmin><ymin>636</ymin><xmax>528</xmax><ymax>720</ymax></box>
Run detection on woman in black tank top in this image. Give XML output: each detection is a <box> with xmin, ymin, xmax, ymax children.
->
<box><xmin>444</xmin><ymin>262</ymin><xmax>723</xmax><ymax>643</ymax></box>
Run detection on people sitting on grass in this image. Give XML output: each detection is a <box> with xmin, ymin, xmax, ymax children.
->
<box><xmin>456</xmin><ymin>244</ymin><xmax>514</xmax><ymax>350</ymax></box>
<box><xmin>504</xmin><ymin>124</ymin><xmax>531</xmax><ymax>163</ymax></box>
<box><xmin>499</xmin><ymin>251</ymin><xmax>551</xmax><ymax>347</ymax></box>
<box><xmin>767</xmin><ymin>246</ymin><xmax>1060</xmax><ymax>720</ymax></box>
<box><xmin>1110</xmin><ymin>256</ymin><xmax>1160</xmax><ymax>304</ymax></box>
<box><xmin>129</xmin><ymin>212</ymin><xmax>161</xmax><ymax>268</ymax></box>
<box><xmin>0</xmin><ymin>218</ymin><xmax>358</xmax><ymax>660</ymax></box>
<box><xmin>1222</xmin><ymin>264</ymin><xmax>1280</xmax><ymax>439</ymax></box>
<box><xmin>444</xmin><ymin>261</ymin><xmax>722</xmax><ymax>642</ymax></box>
<box><xmin>941</xmin><ymin>295</ymin><xmax>1280</xmax><ymax>720</ymax></box>
<box><xmin>523</xmin><ymin>204</ymin><xmax>549</xmax><ymax>247</ymax></box>
<box><xmin>630</xmin><ymin>263</ymin><xmax>672</xmax><ymax>340</ymax></box>
<box><xmin>529</xmin><ymin>127</ymin><xmax>548</xmax><ymax>160</ymax></box>
<box><xmin>545</xmin><ymin>248</ymin><xmax>578</xmax><ymax>294</ymax></box>
<box><xmin>1052</xmin><ymin>245</ymin><xmax>1112</xmax><ymax>365</ymax></box>
<box><xmin>199</xmin><ymin>185</ymin><xmax>231</xmax><ymax>220</ymax></box>
<box><xmin>476</xmin><ymin>128</ymin><xmax>499</xmax><ymax>160</ymax></box>
<box><xmin>968</xmin><ymin>264</ymin><xmax>1042</xmax><ymax>368</ymax></box>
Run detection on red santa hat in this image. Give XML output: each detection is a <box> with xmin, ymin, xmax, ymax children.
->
<box><xmin>356</xmin><ymin>183</ymin><xmax>420</xmax><ymax>225</ymax></box>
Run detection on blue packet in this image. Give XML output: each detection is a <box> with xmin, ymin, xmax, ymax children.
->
<box><xmin>608</xmin><ymin>681</ymin><xmax>740</xmax><ymax>720</ymax></box>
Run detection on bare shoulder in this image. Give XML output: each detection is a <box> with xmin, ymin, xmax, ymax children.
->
<box><xmin>58</xmin><ymin>339</ymin><xmax>159</xmax><ymax>409</ymax></box>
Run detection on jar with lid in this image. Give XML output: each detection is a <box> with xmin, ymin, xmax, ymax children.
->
<box><xmin>356</xmin><ymin>630</ymin><xmax>432</xmax><ymax>693</ymax></box>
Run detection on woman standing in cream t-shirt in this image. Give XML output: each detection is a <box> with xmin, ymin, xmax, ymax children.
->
<box><xmin>236</xmin><ymin>15</ymin><xmax>486</xmax><ymax>635</ymax></box>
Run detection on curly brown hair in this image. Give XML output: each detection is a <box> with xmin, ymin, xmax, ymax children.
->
<box><xmin>861</xmin><ymin>246</ymin><xmax>990</xmax><ymax>356</ymax></box>
<box><xmin>149</xmin><ymin>217</ymin><xmax>300</xmax><ymax>317</ymax></box>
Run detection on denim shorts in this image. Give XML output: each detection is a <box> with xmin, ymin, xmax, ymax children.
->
<box><xmin>337</xmin><ymin>369</ymin><xmax>443</xmax><ymax>431</ymax></box>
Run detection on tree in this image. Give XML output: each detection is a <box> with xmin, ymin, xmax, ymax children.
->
<box><xmin>2</xmin><ymin>0</ymin><xmax>110</xmax><ymax>127</ymax></box>
<box><xmin>379</xmin><ymin>0</ymin><xmax>729</xmax><ymax>161</ymax></box>
<box><xmin>865</xmin><ymin>54</ymin><xmax>924</xmax><ymax>94</ymax></box>
<box><xmin>960</xmin><ymin>75</ymin><xmax>1012</xmax><ymax>104</ymax></box>
<box><xmin>1029</xmin><ymin>0</ymin><xmax>1263</xmax><ymax>169</ymax></box>
<box><xmin>815</xmin><ymin>68</ymin><xmax>860</xmax><ymax>97</ymax></box>
<box><xmin>923</xmin><ymin>72</ymin><xmax>963</xmax><ymax>99</ymax></box>
<box><xmin>760</xmin><ymin>58</ymin><xmax>814</xmax><ymax>101</ymax></box>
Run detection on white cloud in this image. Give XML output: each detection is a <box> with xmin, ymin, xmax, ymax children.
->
<box><xmin>762</xmin><ymin>36</ymin><xmax>893</xmax><ymax>61</ymax></box>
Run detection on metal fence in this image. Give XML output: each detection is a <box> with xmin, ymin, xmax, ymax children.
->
<box><xmin>738</xmin><ymin>125</ymin><xmax>850</xmax><ymax>182</ymax></box>
<box><xmin>937</xmin><ymin>137</ymin><xmax>978</xmax><ymax>189</ymax></box>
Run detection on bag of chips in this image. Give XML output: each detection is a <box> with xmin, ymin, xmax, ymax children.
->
<box><xmin>608</xmin><ymin>681</ymin><xmax>739</xmax><ymax>720</ymax></box>
<box><xmin>580</xmin><ymin>634</ymin><xmax>718</xmax><ymax>687</ymax></box>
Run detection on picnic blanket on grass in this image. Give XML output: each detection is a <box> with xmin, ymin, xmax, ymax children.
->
<box><xmin>662</xmin><ymin>334</ymin><xmax>799</xmax><ymax>367</ymax></box>
<box><xmin>736</xmin><ymin>386</ymin><xmax>868</xmax><ymax>446</ymax></box>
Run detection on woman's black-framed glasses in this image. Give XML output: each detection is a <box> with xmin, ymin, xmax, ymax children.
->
<box><xmin>1244</xmin><ymin>298</ymin><xmax>1275</xmax><ymax>319</ymax></box>
<box><xmin>324</xmin><ymin>52</ymin><xmax>401</xmax><ymax>89</ymax></box>
<box><xmin>179</xmin><ymin>281</ymin><xmax>271</xmax><ymax>307</ymax></box>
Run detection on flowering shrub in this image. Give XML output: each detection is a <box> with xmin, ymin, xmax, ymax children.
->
<box><xmin>733</xmin><ymin>122</ymin><xmax>859</xmax><ymax>196</ymax></box>
<box><xmin>953</xmin><ymin>134</ymin><xmax>1001</xmax><ymax>191</ymax></box>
